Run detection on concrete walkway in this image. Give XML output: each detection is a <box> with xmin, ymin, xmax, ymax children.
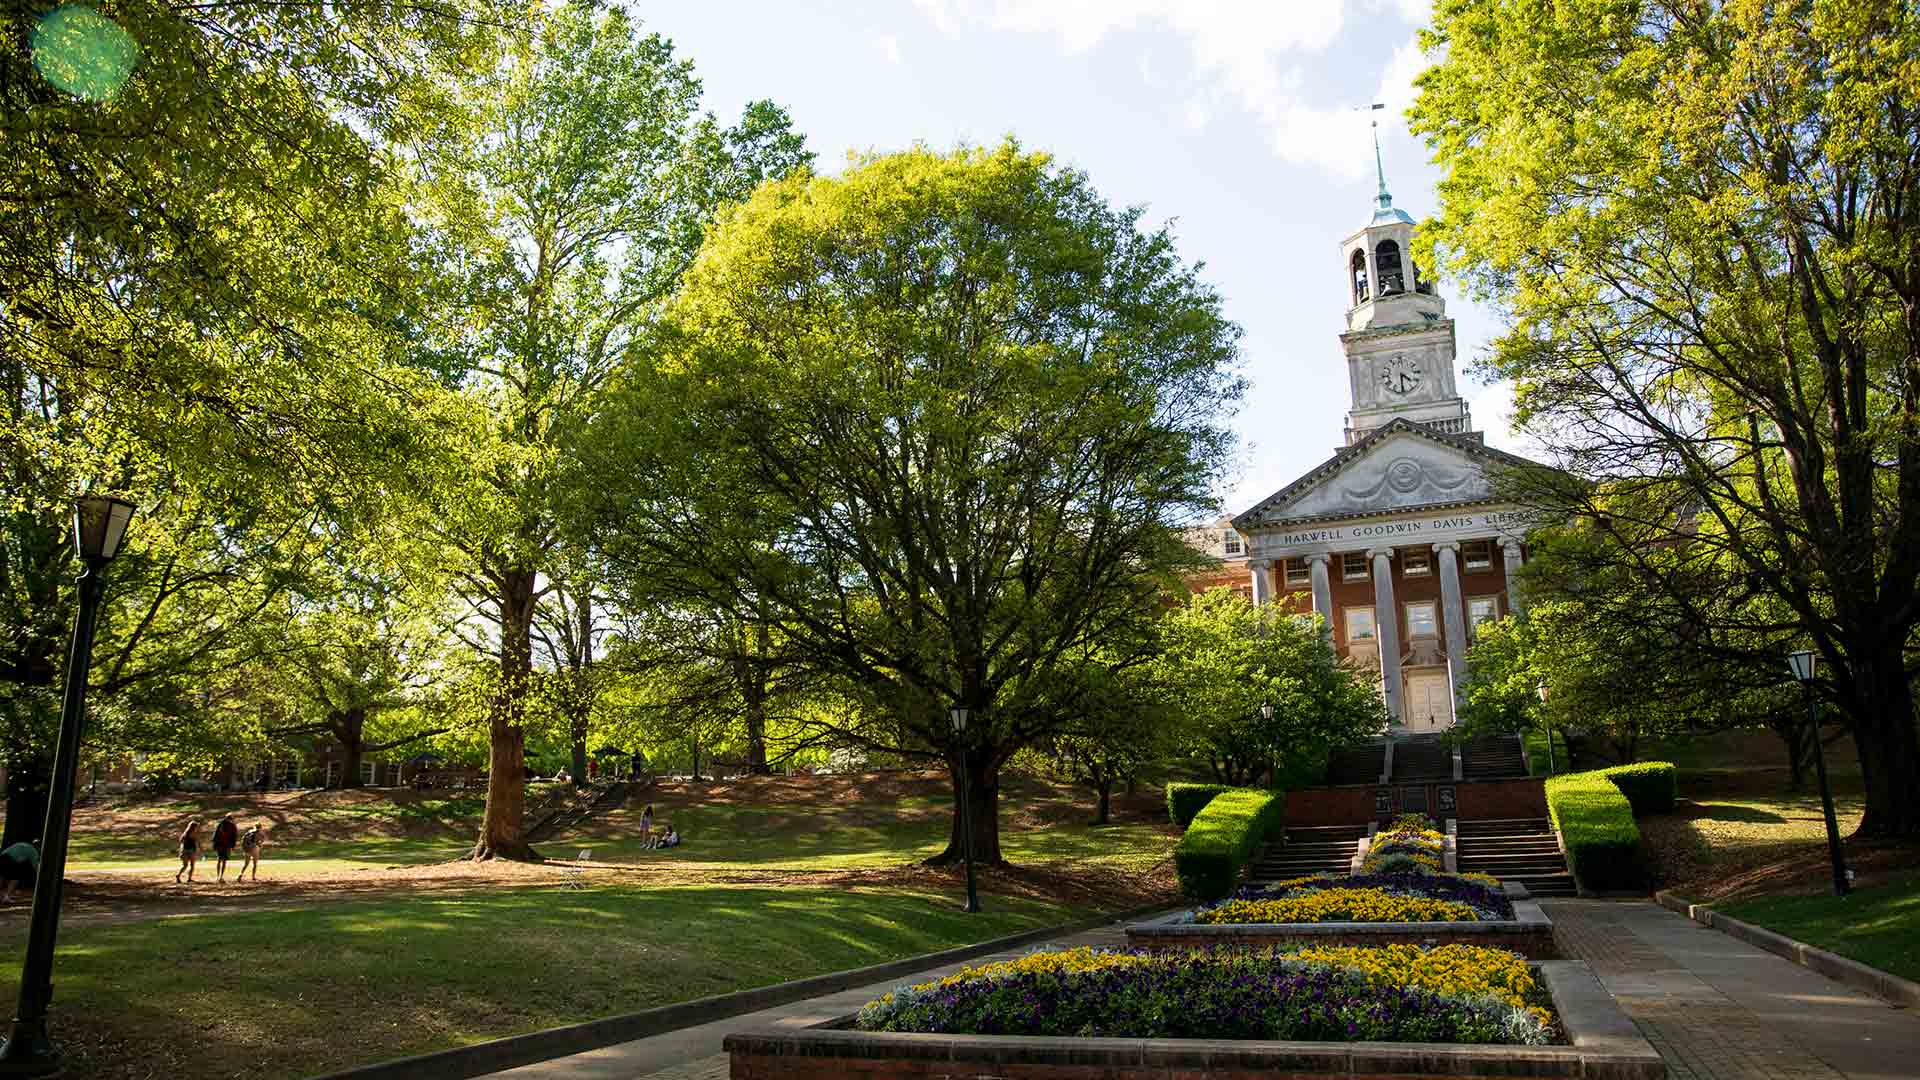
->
<box><xmin>482</xmin><ymin>917</ymin><xmax>1138</xmax><ymax>1080</ymax></box>
<box><xmin>483</xmin><ymin>900</ymin><xmax>1920</xmax><ymax>1080</ymax></box>
<box><xmin>1545</xmin><ymin>899</ymin><xmax>1920</xmax><ymax>1080</ymax></box>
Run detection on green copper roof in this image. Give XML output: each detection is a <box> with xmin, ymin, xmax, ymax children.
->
<box><xmin>1368</xmin><ymin>121</ymin><xmax>1414</xmax><ymax>226</ymax></box>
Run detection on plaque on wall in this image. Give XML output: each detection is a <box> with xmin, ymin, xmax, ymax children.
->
<box><xmin>1402</xmin><ymin>785</ymin><xmax>1428</xmax><ymax>815</ymax></box>
<box><xmin>1374</xmin><ymin>787</ymin><xmax>1392</xmax><ymax>818</ymax></box>
<box><xmin>1437</xmin><ymin>785</ymin><xmax>1457</xmax><ymax>814</ymax></box>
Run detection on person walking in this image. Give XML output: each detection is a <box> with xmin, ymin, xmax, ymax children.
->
<box><xmin>211</xmin><ymin>814</ymin><xmax>240</xmax><ymax>883</ymax></box>
<box><xmin>235</xmin><ymin>822</ymin><xmax>266</xmax><ymax>883</ymax></box>
<box><xmin>0</xmin><ymin>840</ymin><xmax>38</xmax><ymax>902</ymax></box>
<box><xmin>639</xmin><ymin>803</ymin><xmax>654</xmax><ymax>846</ymax></box>
<box><xmin>175</xmin><ymin>820</ymin><xmax>201</xmax><ymax>884</ymax></box>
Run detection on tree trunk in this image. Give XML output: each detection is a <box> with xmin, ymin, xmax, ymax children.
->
<box><xmin>571</xmin><ymin>737</ymin><xmax>588</xmax><ymax>788</ymax></box>
<box><xmin>471</xmin><ymin>568</ymin><xmax>540</xmax><ymax>861</ymax></box>
<box><xmin>925</xmin><ymin>746</ymin><xmax>1003</xmax><ymax>866</ymax></box>
<box><xmin>3</xmin><ymin>758</ymin><xmax>50</xmax><ymax>849</ymax></box>
<box><xmin>1845</xmin><ymin>641</ymin><xmax>1920</xmax><ymax>837</ymax></box>
<box><xmin>334</xmin><ymin>706</ymin><xmax>369</xmax><ymax>788</ymax></box>
<box><xmin>1094</xmin><ymin>777</ymin><xmax>1112</xmax><ymax>826</ymax></box>
<box><xmin>744</xmin><ymin>618</ymin><xmax>771</xmax><ymax>774</ymax></box>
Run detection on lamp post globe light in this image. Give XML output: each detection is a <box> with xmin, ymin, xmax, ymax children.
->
<box><xmin>1786</xmin><ymin>650</ymin><xmax>1850</xmax><ymax>897</ymax></box>
<box><xmin>0</xmin><ymin>496</ymin><xmax>136</xmax><ymax>1073</ymax></box>
<box><xmin>948</xmin><ymin>707</ymin><xmax>980</xmax><ymax>914</ymax></box>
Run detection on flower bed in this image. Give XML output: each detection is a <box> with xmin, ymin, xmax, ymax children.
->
<box><xmin>1200</xmin><ymin>888</ymin><xmax>1478</xmax><ymax>924</ymax></box>
<box><xmin>855</xmin><ymin>944</ymin><xmax>1557</xmax><ymax>1045</ymax></box>
<box><xmin>1364</xmin><ymin>812</ymin><xmax>1446</xmax><ymax>875</ymax></box>
<box><xmin>1219</xmin><ymin>871</ymin><xmax>1517</xmax><ymax>921</ymax></box>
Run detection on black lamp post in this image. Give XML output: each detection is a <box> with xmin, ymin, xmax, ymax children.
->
<box><xmin>0</xmin><ymin>496</ymin><xmax>136</xmax><ymax>1074</ymax></box>
<box><xmin>1786</xmin><ymin>650</ymin><xmax>1849</xmax><ymax>897</ymax></box>
<box><xmin>1260</xmin><ymin>703</ymin><xmax>1275</xmax><ymax>787</ymax></box>
<box><xmin>1535</xmin><ymin>682</ymin><xmax>1555</xmax><ymax>775</ymax></box>
<box><xmin>949</xmin><ymin>707</ymin><xmax>980</xmax><ymax>914</ymax></box>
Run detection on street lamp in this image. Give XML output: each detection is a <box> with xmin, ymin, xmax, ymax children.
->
<box><xmin>1</xmin><ymin>496</ymin><xmax>136</xmax><ymax>1073</ymax></box>
<box><xmin>1786</xmin><ymin>650</ymin><xmax>1849</xmax><ymax>897</ymax></box>
<box><xmin>949</xmin><ymin>707</ymin><xmax>980</xmax><ymax>914</ymax></box>
<box><xmin>1259</xmin><ymin>704</ymin><xmax>1275</xmax><ymax>788</ymax></box>
<box><xmin>1535</xmin><ymin>682</ymin><xmax>1555</xmax><ymax>775</ymax></box>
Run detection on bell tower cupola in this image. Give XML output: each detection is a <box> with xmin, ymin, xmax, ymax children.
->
<box><xmin>1338</xmin><ymin>112</ymin><xmax>1473</xmax><ymax>445</ymax></box>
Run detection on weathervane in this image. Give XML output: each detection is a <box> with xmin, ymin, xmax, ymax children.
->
<box><xmin>1361</xmin><ymin>102</ymin><xmax>1392</xmax><ymax>209</ymax></box>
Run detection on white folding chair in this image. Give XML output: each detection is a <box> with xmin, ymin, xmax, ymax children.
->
<box><xmin>564</xmin><ymin>849</ymin><xmax>592</xmax><ymax>889</ymax></box>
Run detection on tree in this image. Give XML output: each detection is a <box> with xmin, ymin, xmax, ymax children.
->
<box><xmin>1153</xmin><ymin>589</ymin><xmax>1386</xmax><ymax>786</ymax></box>
<box><xmin>581</xmin><ymin>143</ymin><xmax>1244</xmax><ymax>865</ymax></box>
<box><xmin>1414</xmin><ymin>0</ymin><xmax>1920</xmax><ymax>833</ymax></box>
<box><xmin>253</xmin><ymin>562</ymin><xmax>453</xmax><ymax>788</ymax></box>
<box><xmin>1023</xmin><ymin>657</ymin><xmax>1172</xmax><ymax>825</ymax></box>
<box><xmin>409</xmin><ymin>3</ymin><xmax>809</xmax><ymax>859</ymax></box>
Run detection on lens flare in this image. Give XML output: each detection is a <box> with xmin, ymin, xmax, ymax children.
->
<box><xmin>31</xmin><ymin>5</ymin><xmax>139</xmax><ymax>103</ymax></box>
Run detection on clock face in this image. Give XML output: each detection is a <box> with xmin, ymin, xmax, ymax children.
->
<box><xmin>1380</xmin><ymin>354</ymin><xmax>1423</xmax><ymax>396</ymax></box>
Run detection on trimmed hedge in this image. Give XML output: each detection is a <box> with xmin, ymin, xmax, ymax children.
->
<box><xmin>1167</xmin><ymin>782</ymin><xmax>1235</xmax><ymax>828</ymax></box>
<box><xmin>1173</xmin><ymin>788</ymin><xmax>1284</xmax><ymax>901</ymax></box>
<box><xmin>1545</xmin><ymin>771</ymin><xmax>1641</xmax><ymax>892</ymax></box>
<box><xmin>1596</xmin><ymin>762</ymin><xmax>1677</xmax><ymax>815</ymax></box>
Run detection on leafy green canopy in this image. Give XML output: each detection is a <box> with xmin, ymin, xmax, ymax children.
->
<box><xmin>1413</xmin><ymin>0</ymin><xmax>1920</xmax><ymax>834</ymax></box>
<box><xmin>580</xmin><ymin>142</ymin><xmax>1243</xmax><ymax>860</ymax></box>
<box><xmin>1152</xmin><ymin>589</ymin><xmax>1385</xmax><ymax>786</ymax></box>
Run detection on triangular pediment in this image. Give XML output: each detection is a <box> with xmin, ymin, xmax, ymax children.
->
<box><xmin>1234</xmin><ymin>419</ymin><xmax>1544</xmax><ymax>531</ymax></box>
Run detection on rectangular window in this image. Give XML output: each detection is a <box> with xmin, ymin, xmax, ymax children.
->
<box><xmin>1224</xmin><ymin>533</ymin><xmax>1243</xmax><ymax>556</ymax></box>
<box><xmin>361</xmin><ymin>761</ymin><xmax>375</xmax><ymax>786</ymax></box>
<box><xmin>1346</xmin><ymin>606</ymin><xmax>1376</xmax><ymax>642</ymax></box>
<box><xmin>1402</xmin><ymin>548</ymin><xmax>1431</xmax><ymax>577</ymax></box>
<box><xmin>1468</xmin><ymin>596</ymin><xmax>1499</xmax><ymax>636</ymax></box>
<box><xmin>1284</xmin><ymin>558</ymin><xmax>1312</xmax><ymax>587</ymax></box>
<box><xmin>1464</xmin><ymin>539</ymin><xmax>1494</xmax><ymax>570</ymax></box>
<box><xmin>1406</xmin><ymin>601</ymin><xmax>1438</xmax><ymax>638</ymax></box>
<box><xmin>1342</xmin><ymin>552</ymin><xmax>1370</xmax><ymax>582</ymax></box>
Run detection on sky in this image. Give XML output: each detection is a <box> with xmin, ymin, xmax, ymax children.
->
<box><xmin>636</xmin><ymin>0</ymin><xmax>1520</xmax><ymax>515</ymax></box>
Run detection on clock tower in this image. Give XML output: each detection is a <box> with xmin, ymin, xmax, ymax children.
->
<box><xmin>1338</xmin><ymin>131</ymin><xmax>1472</xmax><ymax>445</ymax></box>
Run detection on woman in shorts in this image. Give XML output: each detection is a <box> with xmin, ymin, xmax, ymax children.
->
<box><xmin>175</xmin><ymin>820</ymin><xmax>201</xmax><ymax>884</ymax></box>
<box><xmin>235</xmin><ymin>822</ymin><xmax>265</xmax><ymax>883</ymax></box>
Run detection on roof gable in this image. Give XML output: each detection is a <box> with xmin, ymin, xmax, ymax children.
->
<box><xmin>1233</xmin><ymin>419</ymin><xmax>1544</xmax><ymax>531</ymax></box>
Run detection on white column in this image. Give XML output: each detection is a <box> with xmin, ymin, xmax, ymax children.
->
<box><xmin>1499</xmin><ymin>537</ymin><xmax>1526</xmax><ymax>615</ymax></box>
<box><xmin>1369</xmin><ymin>547</ymin><xmax>1402</xmax><ymax>723</ymax></box>
<box><xmin>1434</xmin><ymin>541</ymin><xmax>1471</xmax><ymax>696</ymax></box>
<box><xmin>1248</xmin><ymin>558</ymin><xmax>1273</xmax><ymax>607</ymax></box>
<box><xmin>1307</xmin><ymin>554</ymin><xmax>1334</xmax><ymax>642</ymax></box>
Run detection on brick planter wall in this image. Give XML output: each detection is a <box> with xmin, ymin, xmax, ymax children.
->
<box><xmin>1124</xmin><ymin>901</ymin><xmax>1558</xmax><ymax>959</ymax></box>
<box><xmin>724</xmin><ymin>962</ymin><xmax>1661</xmax><ymax>1080</ymax></box>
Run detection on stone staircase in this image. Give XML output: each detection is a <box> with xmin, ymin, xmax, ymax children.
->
<box><xmin>1461</xmin><ymin>735</ymin><xmax>1529</xmax><ymax>779</ymax></box>
<box><xmin>1324</xmin><ymin>743</ymin><xmax>1386</xmax><ymax>785</ymax></box>
<box><xmin>1390</xmin><ymin>735</ymin><xmax>1453</xmax><ymax>782</ymax></box>
<box><xmin>526</xmin><ymin>781</ymin><xmax>631</xmax><ymax>844</ymax></box>
<box><xmin>1454</xmin><ymin>817</ymin><xmax>1576</xmax><ymax>897</ymax></box>
<box><xmin>1247</xmin><ymin>825</ymin><xmax>1365</xmax><ymax>886</ymax></box>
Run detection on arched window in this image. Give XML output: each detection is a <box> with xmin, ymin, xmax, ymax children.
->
<box><xmin>1350</xmin><ymin>249</ymin><xmax>1370</xmax><ymax>304</ymax></box>
<box><xmin>1375</xmin><ymin>239</ymin><xmax>1405</xmax><ymax>295</ymax></box>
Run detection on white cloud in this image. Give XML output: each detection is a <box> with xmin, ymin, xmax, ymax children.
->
<box><xmin>909</xmin><ymin>1</ymin><xmax>1434</xmax><ymax>181</ymax></box>
<box><xmin>874</xmin><ymin>32</ymin><xmax>904</xmax><ymax>65</ymax></box>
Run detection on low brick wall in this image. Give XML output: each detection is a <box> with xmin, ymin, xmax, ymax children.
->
<box><xmin>724</xmin><ymin>962</ymin><xmax>1661</xmax><ymax>1080</ymax></box>
<box><xmin>1452</xmin><ymin>778</ymin><xmax>1549</xmax><ymax>819</ymax></box>
<box><xmin>1283</xmin><ymin>784</ymin><xmax>1376</xmax><ymax>826</ymax></box>
<box><xmin>1124</xmin><ymin>901</ymin><xmax>1558</xmax><ymax>959</ymax></box>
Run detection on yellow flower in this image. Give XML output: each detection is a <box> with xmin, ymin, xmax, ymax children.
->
<box><xmin>1198</xmin><ymin>888</ymin><xmax>1478</xmax><ymax>924</ymax></box>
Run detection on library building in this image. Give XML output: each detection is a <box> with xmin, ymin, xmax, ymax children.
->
<box><xmin>1186</xmin><ymin>170</ymin><xmax>1546</xmax><ymax>733</ymax></box>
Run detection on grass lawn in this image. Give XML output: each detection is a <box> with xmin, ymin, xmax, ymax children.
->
<box><xmin>1720</xmin><ymin>876</ymin><xmax>1920</xmax><ymax>983</ymax></box>
<box><xmin>2</xmin><ymin>884</ymin><xmax>1077</xmax><ymax>1080</ymax></box>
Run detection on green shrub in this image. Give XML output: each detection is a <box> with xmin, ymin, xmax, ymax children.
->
<box><xmin>1545</xmin><ymin>771</ymin><xmax>1641</xmax><ymax>892</ymax></box>
<box><xmin>1173</xmin><ymin>788</ymin><xmax>1283</xmax><ymax>901</ymax></box>
<box><xmin>1166</xmin><ymin>783</ymin><xmax>1235</xmax><ymax>828</ymax></box>
<box><xmin>1596</xmin><ymin>762</ymin><xmax>1677</xmax><ymax>815</ymax></box>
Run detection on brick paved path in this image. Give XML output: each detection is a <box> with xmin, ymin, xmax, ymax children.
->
<box><xmin>1545</xmin><ymin>900</ymin><xmax>1920</xmax><ymax>1080</ymax></box>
